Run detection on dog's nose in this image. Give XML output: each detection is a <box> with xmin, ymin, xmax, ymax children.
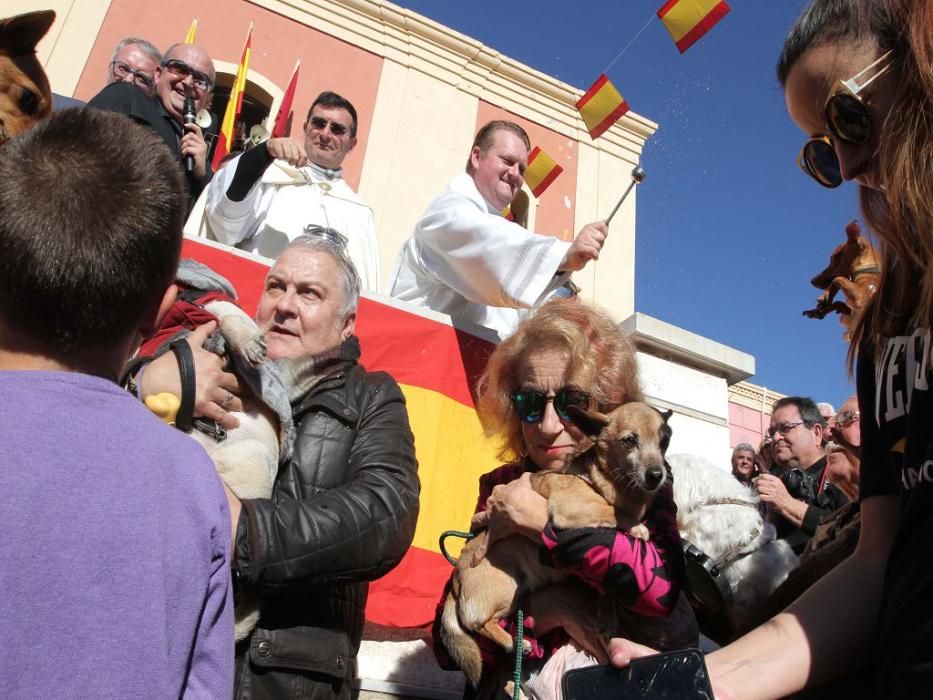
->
<box><xmin>645</xmin><ymin>465</ymin><xmax>664</xmax><ymax>491</ymax></box>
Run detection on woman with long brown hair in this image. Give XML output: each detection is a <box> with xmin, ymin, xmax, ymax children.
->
<box><xmin>611</xmin><ymin>1</ymin><xmax>933</xmax><ymax>698</ymax></box>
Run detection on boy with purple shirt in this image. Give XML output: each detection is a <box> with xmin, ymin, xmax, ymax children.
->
<box><xmin>0</xmin><ymin>109</ymin><xmax>234</xmax><ymax>698</ymax></box>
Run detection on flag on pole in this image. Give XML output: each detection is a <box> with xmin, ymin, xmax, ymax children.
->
<box><xmin>272</xmin><ymin>60</ymin><xmax>301</xmax><ymax>138</ymax></box>
<box><xmin>184</xmin><ymin>18</ymin><xmax>198</xmax><ymax>44</ymax></box>
<box><xmin>657</xmin><ymin>0</ymin><xmax>731</xmax><ymax>53</ymax></box>
<box><xmin>523</xmin><ymin>147</ymin><xmax>563</xmax><ymax>198</ymax></box>
<box><xmin>212</xmin><ymin>24</ymin><xmax>253</xmax><ymax>170</ymax></box>
<box><xmin>575</xmin><ymin>74</ymin><xmax>630</xmax><ymax>140</ymax></box>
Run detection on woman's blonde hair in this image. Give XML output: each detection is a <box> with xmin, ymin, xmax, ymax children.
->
<box><xmin>476</xmin><ymin>298</ymin><xmax>643</xmax><ymax>462</ymax></box>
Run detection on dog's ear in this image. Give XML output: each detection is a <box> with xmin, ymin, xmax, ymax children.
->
<box><xmin>0</xmin><ymin>11</ymin><xmax>56</xmax><ymax>55</ymax></box>
<box><xmin>845</xmin><ymin>220</ymin><xmax>861</xmax><ymax>243</ymax></box>
<box><xmin>657</xmin><ymin>407</ymin><xmax>673</xmax><ymax>423</ymax></box>
<box><xmin>564</xmin><ymin>405</ymin><xmax>609</xmax><ymax>437</ymax></box>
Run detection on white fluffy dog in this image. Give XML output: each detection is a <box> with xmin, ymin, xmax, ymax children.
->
<box><xmin>668</xmin><ymin>453</ymin><xmax>798</xmax><ymax>634</ymax></box>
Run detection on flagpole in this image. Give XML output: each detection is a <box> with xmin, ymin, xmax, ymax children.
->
<box><xmin>604</xmin><ymin>166</ymin><xmax>646</xmax><ymax>225</ymax></box>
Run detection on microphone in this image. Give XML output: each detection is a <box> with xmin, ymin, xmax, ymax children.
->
<box><xmin>182</xmin><ymin>96</ymin><xmax>197</xmax><ymax>174</ymax></box>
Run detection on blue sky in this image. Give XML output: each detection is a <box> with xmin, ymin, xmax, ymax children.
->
<box><xmin>393</xmin><ymin>0</ymin><xmax>860</xmax><ymax>408</ymax></box>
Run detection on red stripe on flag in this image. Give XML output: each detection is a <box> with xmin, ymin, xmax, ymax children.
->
<box><xmin>589</xmin><ymin>99</ymin><xmax>630</xmax><ymax>139</ymax></box>
<box><xmin>527</xmin><ymin>145</ymin><xmax>542</xmax><ymax>163</ymax></box>
<box><xmin>675</xmin><ymin>1</ymin><xmax>730</xmax><ymax>52</ymax></box>
<box><xmin>574</xmin><ymin>74</ymin><xmax>610</xmax><ymax>111</ymax></box>
<box><xmin>367</xmin><ymin>547</ymin><xmax>452</xmax><ymax>627</ymax></box>
<box><xmin>656</xmin><ymin>0</ymin><xmax>682</xmax><ymax>18</ymax></box>
<box><xmin>530</xmin><ymin>164</ymin><xmax>563</xmax><ymax>198</ymax></box>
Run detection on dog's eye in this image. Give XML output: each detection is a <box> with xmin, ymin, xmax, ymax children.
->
<box><xmin>19</xmin><ymin>88</ymin><xmax>38</xmax><ymax>116</ymax></box>
<box><xmin>620</xmin><ymin>434</ymin><xmax>638</xmax><ymax>448</ymax></box>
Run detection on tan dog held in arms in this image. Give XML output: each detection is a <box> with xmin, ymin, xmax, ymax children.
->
<box><xmin>803</xmin><ymin>220</ymin><xmax>880</xmax><ymax>337</ymax></box>
<box><xmin>0</xmin><ymin>10</ymin><xmax>54</xmax><ymax>145</ymax></box>
<box><xmin>440</xmin><ymin>402</ymin><xmax>673</xmax><ymax>687</ymax></box>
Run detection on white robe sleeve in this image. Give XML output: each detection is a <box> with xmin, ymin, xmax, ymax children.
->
<box><xmin>416</xmin><ymin>194</ymin><xmax>571</xmax><ymax>310</ymax></box>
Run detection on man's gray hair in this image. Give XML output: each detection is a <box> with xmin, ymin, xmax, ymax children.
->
<box><xmin>732</xmin><ymin>443</ymin><xmax>756</xmax><ymax>456</ymax></box>
<box><xmin>110</xmin><ymin>37</ymin><xmax>162</xmax><ymax>66</ymax></box>
<box><xmin>284</xmin><ymin>227</ymin><xmax>361</xmax><ymax>322</ymax></box>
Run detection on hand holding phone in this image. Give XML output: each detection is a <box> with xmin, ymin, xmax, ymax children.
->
<box><xmin>562</xmin><ymin>649</ymin><xmax>714</xmax><ymax>700</ymax></box>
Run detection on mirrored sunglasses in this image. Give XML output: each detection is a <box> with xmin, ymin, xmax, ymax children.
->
<box><xmin>161</xmin><ymin>59</ymin><xmax>213</xmax><ymax>92</ymax></box>
<box><xmin>796</xmin><ymin>51</ymin><xmax>892</xmax><ymax>188</ymax></box>
<box><xmin>308</xmin><ymin>116</ymin><xmax>349</xmax><ymax>137</ymax></box>
<box><xmin>510</xmin><ymin>388</ymin><xmax>591</xmax><ymax>424</ymax></box>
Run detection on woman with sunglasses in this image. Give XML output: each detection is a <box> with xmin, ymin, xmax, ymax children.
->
<box><xmin>611</xmin><ymin>1</ymin><xmax>933</xmax><ymax>698</ymax></box>
<box><xmin>432</xmin><ymin>298</ymin><xmax>696</xmax><ymax>697</ymax></box>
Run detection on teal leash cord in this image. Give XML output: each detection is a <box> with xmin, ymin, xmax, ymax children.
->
<box><xmin>512</xmin><ymin>607</ymin><xmax>524</xmax><ymax>700</ymax></box>
<box><xmin>438</xmin><ymin>529</ymin><xmax>525</xmax><ymax>700</ymax></box>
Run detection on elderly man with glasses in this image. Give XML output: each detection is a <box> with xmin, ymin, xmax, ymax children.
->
<box><xmin>107</xmin><ymin>37</ymin><xmax>161</xmax><ymax>98</ymax></box>
<box><xmin>199</xmin><ymin>91</ymin><xmax>380</xmax><ymax>291</ymax></box>
<box><xmin>89</xmin><ymin>43</ymin><xmax>215</xmax><ymax>203</ymax></box>
<box><xmin>754</xmin><ymin>396</ymin><xmax>848</xmax><ymax>554</ymax></box>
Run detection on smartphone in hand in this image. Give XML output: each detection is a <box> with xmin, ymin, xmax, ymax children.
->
<box><xmin>562</xmin><ymin>649</ymin><xmax>714</xmax><ymax>700</ymax></box>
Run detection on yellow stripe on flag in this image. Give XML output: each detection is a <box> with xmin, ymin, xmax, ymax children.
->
<box><xmin>212</xmin><ymin>25</ymin><xmax>253</xmax><ymax>170</ymax></box>
<box><xmin>657</xmin><ymin>0</ymin><xmax>731</xmax><ymax>53</ymax></box>
<box><xmin>575</xmin><ymin>74</ymin><xmax>630</xmax><ymax>140</ymax></box>
<box><xmin>184</xmin><ymin>18</ymin><xmax>198</xmax><ymax>45</ymax></box>
<box><xmin>400</xmin><ymin>384</ymin><xmax>500</xmax><ymax>557</ymax></box>
<box><xmin>524</xmin><ymin>146</ymin><xmax>563</xmax><ymax>198</ymax></box>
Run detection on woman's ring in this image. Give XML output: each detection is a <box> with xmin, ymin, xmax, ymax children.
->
<box><xmin>222</xmin><ymin>390</ymin><xmax>233</xmax><ymax>409</ymax></box>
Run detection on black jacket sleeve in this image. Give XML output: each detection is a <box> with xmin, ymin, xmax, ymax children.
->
<box><xmin>234</xmin><ymin>372</ymin><xmax>420</xmax><ymax>592</ymax></box>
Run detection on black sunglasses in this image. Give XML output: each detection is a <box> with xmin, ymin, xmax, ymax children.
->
<box><xmin>510</xmin><ymin>388</ymin><xmax>591</xmax><ymax>424</ymax></box>
<box><xmin>308</xmin><ymin>116</ymin><xmax>350</xmax><ymax>137</ymax></box>
<box><xmin>161</xmin><ymin>58</ymin><xmax>213</xmax><ymax>92</ymax></box>
<box><xmin>797</xmin><ymin>51</ymin><xmax>892</xmax><ymax>188</ymax></box>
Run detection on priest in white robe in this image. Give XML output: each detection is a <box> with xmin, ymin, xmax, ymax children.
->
<box><xmin>192</xmin><ymin>92</ymin><xmax>380</xmax><ymax>291</ymax></box>
<box><xmin>388</xmin><ymin>120</ymin><xmax>608</xmax><ymax>338</ymax></box>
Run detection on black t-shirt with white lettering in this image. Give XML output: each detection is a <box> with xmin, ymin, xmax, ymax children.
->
<box><xmin>858</xmin><ymin>329</ymin><xmax>933</xmax><ymax>698</ymax></box>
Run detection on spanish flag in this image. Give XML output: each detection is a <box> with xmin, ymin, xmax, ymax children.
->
<box><xmin>180</xmin><ymin>237</ymin><xmax>503</xmax><ymax>628</ymax></box>
<box><xmin>272</xmin><ymin>60</ymin><xmax>301</xmax><ymax>138</ymax></box>
<box><xmin>657</xmin><ymin>0</ymin><xmax>731</xmax><ymax>53</ymax></box>
<box><xmin>576</xmin><ymin>74</ymin><xmax>630</xmax><ymax>140</ymax></box>
<box><xmin>212</xmin><ymin>25</ymin><xmax>253</xmax><ymax>170</ymax></box>
<box><xmin>184</xmin><ymin>18</ymin><xmax>198</xmax><ymax>45</ymax></box>
<box><xmin>524</xmin><ymin>147</ymin><xmax>563</xmax><ymax>198</ymax></box>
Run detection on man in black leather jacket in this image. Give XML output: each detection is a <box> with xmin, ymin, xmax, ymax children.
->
<box><xmin>219</xmin><ymin>230</ymin><xmax>420</xmax><ymax>697</ymax></box>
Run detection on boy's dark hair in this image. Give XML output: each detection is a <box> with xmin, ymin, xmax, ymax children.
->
<box><xmin>772</xmin><ymin>396</ymin><xmax>825</xmax><ymax>428</ymax></box>
<box><xmin>0</xmin><ymin>108</ymin><xmax>184</xmax><ymax>355</ymax></box>
<box><xmin>307</xmin><ymin>91</ymin><xmax>358</xmax><ymax>137</ymax></box>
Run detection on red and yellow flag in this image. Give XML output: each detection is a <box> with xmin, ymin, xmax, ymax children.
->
<box><xmin>576</xmin><ymin>74</ymin><xmax>630</xmax><ymax>140</ymax></box>
<box><xmin>272</xmin><ymin>60</ymin><xmax>300</xmax><ymax>138</ymax></box>
<box><xmin>212</xmin><ymin>25</ymin><xmax>253</xmax><ymax>170</ymax></box>
<box><xmin>184</xmin><ymin>18</ymin><xmax>198</xmax><ymax>44</ymax></box>
<box><xmin>657</xmin><ymin>0</ymin><xmax>731</xmax><ymax>53</ymax></box>
<box><xmin>180</xmin><ymin>237</ymin><xmax>502</xmax><ymax>628</ymax></box>
<box><xmin>524</xmin><ymin>147</ymin><xmax>563</xmax><ymax>198</ymax></box>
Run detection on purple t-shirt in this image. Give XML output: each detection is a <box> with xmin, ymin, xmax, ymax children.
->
<box><xmin>0</xmin><ymin>371</ymin><xmax>233</xmax><ymax>698</ymax></box>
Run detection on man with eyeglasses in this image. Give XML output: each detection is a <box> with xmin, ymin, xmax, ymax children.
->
<box><xmin>201</xmin><ymin>91</ymin><xmax>380</xmax><ymax>291</ymax></box>
<box><xmin>754</xmin><ymin>396</ymin><xmax>848</xmax><ymax>554</ymax></box>
<box><xmin>89</xmin><ymin>43</ymin><xmax>215</xmax><ymax>203</ymax></box>
<box><xmin>107</xmin><ymin>37</ymin><xmax>161</xmax><ymax>98</ymax></box>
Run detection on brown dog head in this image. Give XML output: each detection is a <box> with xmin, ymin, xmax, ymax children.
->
<box><xmin>0</xmin><ymin>10</ymin><xmax>55</xmax><ymax>145</ymax></box>
<box><xmin>568</xmin><ymin>402</ymin><xmax>673</xmax><ymax>493</ymax></box>
<box><xmin>810</xmin><ymin>220</ymin><xmax>867</xmax><ymax>291</ymax></box>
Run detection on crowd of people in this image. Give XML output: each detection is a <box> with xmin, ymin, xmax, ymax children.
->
<box><xmin>2</xmin><ymin>0</ymin><xmax>932</xmax><ymax>697</ymax></box>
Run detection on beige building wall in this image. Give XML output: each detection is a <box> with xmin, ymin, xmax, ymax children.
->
<box><xmin>20</xmin><ymin>0</ymin><xmax>657</xmax><ymax>320</ymax></box>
